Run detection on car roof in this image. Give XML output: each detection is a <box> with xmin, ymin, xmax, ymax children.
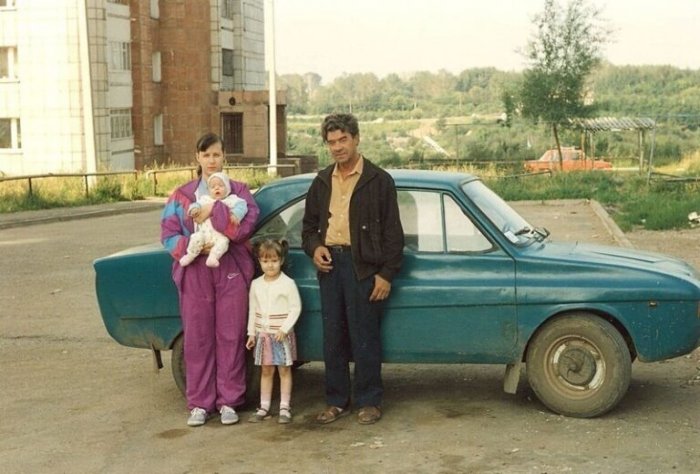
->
<box><xmin>253</xmin><ymin>168</ymin><xmax>480</xmax><ymax>222</ymax></box>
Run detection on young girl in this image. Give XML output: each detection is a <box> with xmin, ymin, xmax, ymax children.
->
<box><xmin>246</xmin><ymin>239</ymin><xmax>302</xmax><ymax>424</ymax></box>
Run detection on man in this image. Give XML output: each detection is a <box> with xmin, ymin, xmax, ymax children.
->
<box><xmin>302</xmin><ymin>113</ymin><xmax>404</xmax><ymax>425</ymax></box>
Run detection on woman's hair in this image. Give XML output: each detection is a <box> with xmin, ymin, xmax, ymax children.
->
<box><xmin>195</xmin><ymin>132</ymin><xmax>225</xmax><ymax>177</ymax></box>
<box><xmin>255</xmin><ymin>238</ymin><xmax>289</xmax><ymax>262</ymax></box>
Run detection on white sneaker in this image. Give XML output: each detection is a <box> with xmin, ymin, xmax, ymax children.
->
<box><xmin>220</xmin><ymin>405</ymin><xmax>239</xmax><ymax>425</ymax></box>
<box><xmin>187</xmin><ymin>407</ymin><xmax>207</xmax><ymax>427</ymax></box>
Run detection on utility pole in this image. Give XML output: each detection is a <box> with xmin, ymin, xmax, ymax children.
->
<box><xmin>265</xmin><ymin>0</ymin><xmax>278</xmax><ymax>176</ymax></box>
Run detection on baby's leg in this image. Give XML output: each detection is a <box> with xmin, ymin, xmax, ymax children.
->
<box><xmin>179</xmin><ymin>232</ymin><xmax>205</xmax><ymax>266</ymax></box>
<box><xmin>205</xmin><ymin>233</ymin><xmax>229</xmax><ymax>267</ymax></box>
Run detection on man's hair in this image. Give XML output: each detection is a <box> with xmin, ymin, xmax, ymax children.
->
<box><xmin>321</xmin><ymin>113</ymin><xmax>359</xmax><ymax>143</ymax></box>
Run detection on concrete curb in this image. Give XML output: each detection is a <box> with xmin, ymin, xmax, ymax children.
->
<box><xmin>0</xmin><ymin>199</ymin><xmax>166</xmax><ymax>230</ymax></box>
<box><xmin>588</xmin><ymin>199</ymin><xmax>635</xmax><ymax>248</ymax></box>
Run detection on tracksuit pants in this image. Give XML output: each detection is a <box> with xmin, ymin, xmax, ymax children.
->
<box><xmin>177</xmin><ymin>254</ymin><xmax>248</xmax><ymax>412</ymax></box>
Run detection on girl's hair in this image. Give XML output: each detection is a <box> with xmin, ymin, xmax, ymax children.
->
<box><xmin>255</xmin><ymin>238</ymin><xmax>289</xmax><ymax>261</ymax></box>
<box><xmin>195</xmin><ymin>132</ymin><xmax>225</xmax><ymax>177</ymax></box>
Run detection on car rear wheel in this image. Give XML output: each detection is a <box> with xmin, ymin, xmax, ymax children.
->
<box><xmin>526</xmin><ymin>314</ymin><xmax>631</xmax><ymax>418</ymax></box>
<box><xmin>170</xmin><ymin>333</ymin><xmax>259</xmax><ymax>408</ymax></box>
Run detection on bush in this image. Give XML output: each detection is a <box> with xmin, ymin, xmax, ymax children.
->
<box><xmin>91</xmin><ymin>178</ymin><xmax>123</xmax><ymax>201</ymax></box>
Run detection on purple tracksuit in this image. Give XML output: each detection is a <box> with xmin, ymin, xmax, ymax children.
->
<box><xmin>161</xmin><ymin>178</ymin><xmax>259</xmax><ymax>411</ymax></box>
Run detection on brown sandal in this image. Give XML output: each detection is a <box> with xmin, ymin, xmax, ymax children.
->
<box><xmin>316</xmin><ymin>406</ymin><xmax>349</xmax><ymax>424</ymax></box>
<box><xmin>357</xmin><ymin>406</ymin><xmax>382</xmax><ymax>425</ymax></box>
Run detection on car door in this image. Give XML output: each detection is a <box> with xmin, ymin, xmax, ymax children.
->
<box><xmin>382</xmin><ymin>189</ymin><xmax>518</xmax><ymax>363</ymax></box>
<box><xmin>253</xmin><ymin>190</ymin><xmax>518</xmax><ymax>364</ymax></box>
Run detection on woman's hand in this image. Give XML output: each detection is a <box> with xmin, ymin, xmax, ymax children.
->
<box><xmin>274</xmin><ymin>330</ymin><xmax>287</xmax><ymax>342</ymax></box>
<box><xmin>194</xmin><ymin>202</ymin><xmax>214</xmax><ymax>225</ymax></box>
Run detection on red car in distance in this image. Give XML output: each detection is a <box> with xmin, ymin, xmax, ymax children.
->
<box><xmin>525</xmin><ymin>147</ymin><xmax>612</xmax><ymax>172</ymax></box>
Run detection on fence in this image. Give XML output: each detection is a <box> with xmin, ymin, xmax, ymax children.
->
<box><xmin>0</xmin><ymin>170</ymin><xmax>138</xmax><ymax>197</ymax></box>
<box><xmin>145</xmin><ymin>164</ymin><xmax>299</xmax><ymax>194</ymax></box>
<box><xmin>0</xmin><ymin>163</ymin><xmax>303</xmax><ymax>198</ymax></box>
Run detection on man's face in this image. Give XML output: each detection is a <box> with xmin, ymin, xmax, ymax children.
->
<box><xmin>325</xmin><ymin>130</ymin><xmax>359</xmax><ymax>165</ymax></box>
<box><xmin>208</xmin><ymin>177</ymin><xmax>227</xmax><ymax>199</ymax></box>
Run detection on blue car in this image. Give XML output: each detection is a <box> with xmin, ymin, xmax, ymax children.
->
<box><xmin>94</xmin><ymin>170</ymin><xmax>700</xmax><ymax>418</ymax></box>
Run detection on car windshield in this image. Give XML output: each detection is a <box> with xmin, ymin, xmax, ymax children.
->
<box><xmin>461</xmin><ymin>180</ymin><xmax>543</xmax><ymax>245</ymax></box>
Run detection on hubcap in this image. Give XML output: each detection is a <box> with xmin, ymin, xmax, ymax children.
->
<box><xmin>550</xmin><ymin>340</ymin><xmax>604</xmax><ymax>391</ymax></box>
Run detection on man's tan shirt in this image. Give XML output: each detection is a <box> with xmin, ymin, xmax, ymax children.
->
<box><xmin>325</xmin><ymin>157</ymin><xmax>363</xmax><ymax>246</ymax></box>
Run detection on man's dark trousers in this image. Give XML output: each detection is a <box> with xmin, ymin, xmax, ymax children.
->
<box><xmin>319</xmin><ymin>247</ymin><xmax>383</xmax><ymax>408</ymax></box>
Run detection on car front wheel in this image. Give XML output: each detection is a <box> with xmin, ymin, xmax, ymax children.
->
<box><xmin>170</xmin><ymin>333</ymin><xmax>259</xmax><ymax>408</ymax></box>
<box><xmin>526</xmin><ymin>314</ymin><xmax>631</xmax><ymax>418</ymax></box>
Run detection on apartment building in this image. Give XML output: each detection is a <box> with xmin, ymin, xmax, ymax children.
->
<box><xmin>0</xmin><ymin>0</ymin><xmax>285</xmax><ymax>175</ymax></box>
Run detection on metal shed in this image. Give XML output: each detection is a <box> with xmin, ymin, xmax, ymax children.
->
<box><xmin>567</xmin><ymin>117</ymin><xmax>657</xmax><ymax>174</ymax></box>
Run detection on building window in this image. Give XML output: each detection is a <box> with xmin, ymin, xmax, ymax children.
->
<box><xmin>150</xmin><ymin>0</ymin><xmax>159</xmax><ymax>19</ymax></box>
<box><xmin>222</xmin><ymin>49</ymin><xmax>234</xmax><ymax>77</ymax></box>
<box><xmin>110</xmin><ymin>109</ymin><xmax>133</xmax><ymax>140</ymax></box>
<box><xmin>152</xmin><ymin>51</ymin><xmax>161</xmax><ymax>82</ymax></box>
<box><xmin>0</xmin><ymin>118</ymin><xmax>21</xmax><ymax>149</ymax></box>
<box><xmin>222</xmin><ymin>0</ymin><xmax>235</xmax><ymax>19</ymax></box>
<box><xmin>110</xmin><ymin>42</ymin><xmax>131</xmax><ymax>71</ymax></box>
<box><xmin>0</xmin><ymin>47</ymin><xmax>18</xmax><ymax>79</ymax></box>
<box><xmin>154</xmin><ymin>114</ymin><xmax>163</xmax><ymax>145</ymax></box>
<box><xmin>222</xmin><ymin>113</ymin><xmax>243</xmax><ymax>154</ymax></box>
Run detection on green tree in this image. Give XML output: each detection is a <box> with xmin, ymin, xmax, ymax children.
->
<box><xmin>509</xmin><ymin>0</ymin><xmax>610</xmax><ymax>168</ymax></box>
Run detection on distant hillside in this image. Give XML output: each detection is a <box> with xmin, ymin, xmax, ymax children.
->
<box><xmin>280</xmin><ymin>65</ymin><xmax>700</xmax><ymax>166</ymax></box>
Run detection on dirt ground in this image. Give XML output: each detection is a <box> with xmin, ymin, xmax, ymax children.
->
<box><xmin>1</xmin><ymin>200</ymin><xmax>699</xmax><ymax>474</ymax></box>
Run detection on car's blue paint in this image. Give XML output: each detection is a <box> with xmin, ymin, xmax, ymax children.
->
<box><xmin>94</xmin><ymin>170</ymin><xmax>700</xmax><ymax>367</ymax></box>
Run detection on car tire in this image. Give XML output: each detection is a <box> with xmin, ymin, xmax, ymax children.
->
<box><xmin>525</xmin><ymin>313</ymin><xmax>631</xmax><ymax>418</ymax></box>
<box><xmin>170</xmin><ymin>333</ymin><xmax>260</xmax><ymax>408</ymax></box>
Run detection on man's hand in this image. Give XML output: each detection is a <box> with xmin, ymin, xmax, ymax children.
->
<box><xmin>369</xmin><ymin>274</ymin><xmax>391</xmax><ymax>301</ymax></box>
<box><xmin>312</xmin><ymin>246</ymin><xmax>333</xmax><ymax>273</ymax></box>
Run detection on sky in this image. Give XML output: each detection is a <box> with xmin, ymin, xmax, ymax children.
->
<box><xmin>272</xmin><ymin>0</ymin><xmax>700</xmax><ymax>84</ymax></box>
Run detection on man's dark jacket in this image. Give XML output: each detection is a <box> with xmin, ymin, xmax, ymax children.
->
<box><xmin>301</xmin><ymin>158</ymin><xmax>404</xmax><ymax>282</ymax></box>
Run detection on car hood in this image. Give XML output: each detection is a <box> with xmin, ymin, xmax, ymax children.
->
<box><xmin>530</xmin><ymin>241</ymin><xmax>700</xmax><ymax>282</ymax></box>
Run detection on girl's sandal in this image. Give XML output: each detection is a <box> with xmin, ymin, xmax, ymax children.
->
<box><xmin>278</xmin><ymin>407</ymin><xmax>292</xmax><ymax>424</ymax></box>
<box><xmin>248</xmin><ymin>407</ymin><xmax>271</xmax><ymax>423</ymax></box>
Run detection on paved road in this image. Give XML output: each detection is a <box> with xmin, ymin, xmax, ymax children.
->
<box><xmin>1</xmin><ymin>202</ymin><xmax>698</xmax><ymax>473</ymax></box>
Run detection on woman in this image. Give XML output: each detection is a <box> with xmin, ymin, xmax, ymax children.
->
<box><xmin>161</xmin><ymin>132</ymin><xmax>259</xmax><ymax>426</ymax></box>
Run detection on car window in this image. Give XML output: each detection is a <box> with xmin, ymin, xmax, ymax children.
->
<box><xmin>254</xmin><ymin>199</ymin><xmax>305</xmax><ymax>248</ymax></box>
<box><xmin>255</xmin><ymin>189</ymin><xmax>489</xmax><ymax>253</ymax></box>
<box><xmin>443</xmin><ymin>195</ymin><xmax>493</xmax><ymax>252</ymax></box>
<box><xmin>398</xmin><ymin>190</ymin><xmax>443</xmax><ymax>252</ymax></box>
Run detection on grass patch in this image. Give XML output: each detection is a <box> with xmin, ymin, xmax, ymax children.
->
<box><xmin>485</xmin><ymin>171</ymin><xmax>700</xmax><ymax>231</ymax></box>
<box><xmin>0</xmin><ymin>167</ymin><xmax>273</xmax><ymax>214</ymax></box>
<box><xmin>2</xmin><ymin>154</ymin><xmax>698</xmax><ymax>232</ymax></box>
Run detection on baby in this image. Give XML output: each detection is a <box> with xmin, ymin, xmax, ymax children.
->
<box><xmin>179</xmin><ymin>172</ymin><xmax>248</xmax><ymax>268</ymax></box>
